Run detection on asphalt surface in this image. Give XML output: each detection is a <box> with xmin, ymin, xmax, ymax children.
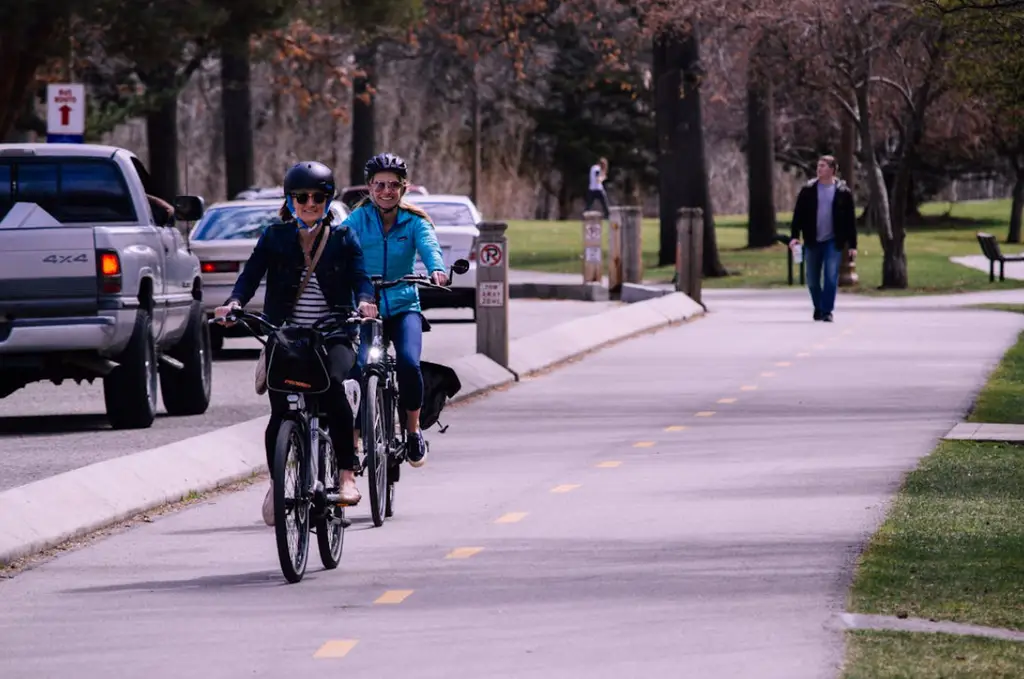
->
<box><xmin>2</xmin><ymin>290</ymin><xmax>1022</xmax><ymax>678</ymax></box>
<box><xmin>0</xmin><ymin>299</ymin><xmax>619</xmax><ymax>492</ymax></box>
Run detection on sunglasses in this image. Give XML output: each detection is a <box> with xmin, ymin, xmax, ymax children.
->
<box><xmin>291</xmin><ymin>192</ymin><xmax>327</xmax><ymax>205</ymax></box>
<box><xmin>371</xmin><ymin>180</ymin><xmax>404</xmax><ymax>192</ymax></box>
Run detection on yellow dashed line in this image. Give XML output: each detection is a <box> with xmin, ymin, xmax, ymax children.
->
<box><xmin>740</xmin><ymin>385</ymin><xmax>758</xmax><ymax>391</ymax></box>
<box><xmin>495</xmin><ymin>512</ymin><xmax>528</xmax><ymax>524</ymax></box>
<box><xmin>597</xmin><ymin>461</ymin><xmax>622</xmax><ymax>468</ymax></box>
<box><xmin>664</xmin><ymin>425</ymin><xmax>687</xmax><ymax>432</ymax></box>
<box><xmin>775</xmin><ymin>361</ymin><xmax>792</xmax><ymax>367</ymax></box>
<box><xmin>314</xmin><ymin>640</ymin><xmax>358</xmax><ymax>659</ymax></box>
<box><xmin>551</xmin><ymin>484</ymin><xmax>581</xmax><ymax>493</ymax></box>
<box><xmin>717</xmin><ymin>397</ymin><xmax>737</xmax><ymax>404</ymax></box>
<box><xmin>445</xmin><ymin>547</ymin><xmax>484</xmax><ymax>560</ymax></box>
<box><xmin>633</xmin><ymin>441</ymin><xmax>655</xmax><ymax>448</ymax></box>
<box><xmin>374</xmin><ymin>590</ymin><xmax>414</xmax><ymax>605</ymax></box>
<box><xmin>695</xmin><ymin>411</ymin><xmax>716</xmax><ymax>417</ymax></box>
<box><xmin>760</xmin><ymin>372</ymin><xmax>776</xmax><ymax>377</ymax></box>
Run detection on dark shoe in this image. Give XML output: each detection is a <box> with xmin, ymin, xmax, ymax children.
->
<box><xmin>823</xmin><ymin>313</ymin><xmax>834</xmax><ymax>322</ymax></box>
<box><xmin>813</xmin><ymin>310</ymin><xmax>823</xmax><ymax>321</ymax></box>
<box><xmin>407</xmin><ymin>431</ymin><xmax>428</xmax><ymax>468</ymax></box>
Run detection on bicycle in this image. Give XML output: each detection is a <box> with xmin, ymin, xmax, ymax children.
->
<box><xmin>358</xmin><ymin>258</ymin><xmax>470</xmax><ymax>527</ymax></box>
<box><xmin>208</xmin><ymin>308</ymin><xmax>370</xmax><ymax>584</ymax></box>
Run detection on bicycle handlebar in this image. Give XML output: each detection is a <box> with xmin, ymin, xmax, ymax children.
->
<box><xmin>371</xmin><ymin>273</ymin><xmax>452</xmax><ymax>293</ymax></box>
<box><xmin>206</xmin><ymin>309</ymin><xmax>379</xmax><ymax>340</ymax></box>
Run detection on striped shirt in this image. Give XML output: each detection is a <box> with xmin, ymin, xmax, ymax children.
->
<box><xmin>289</xmin><ymin>267</ymin><xmax>331</xmax><ymax>327</ymax></box>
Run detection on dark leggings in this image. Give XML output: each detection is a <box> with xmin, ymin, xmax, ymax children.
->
<box><xmin>264</xmin><ymin>341</ymin><xmax>358</xmax><ymax>471</ymax></box>
<box><xmin>355</xmin><ymin>311</ymin><xmax>424</xmax><ymax>412</ymax></box>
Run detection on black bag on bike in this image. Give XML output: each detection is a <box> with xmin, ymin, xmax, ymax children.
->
<box><xmin>420</xmin><ymin>360</ymin><xmax>461</xmax><ymax>430</ymax></box>
<box><xmin>265</xmin><ymin>326</ymin><xmax>332</xmax><ymax>394</ymax></box>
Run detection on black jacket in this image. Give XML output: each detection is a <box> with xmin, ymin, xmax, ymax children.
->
<box><xmin>227</xmin><ymin>220</ymin><xmax>374</xmax><ymax>325</ymax></box>
<box><xmin>790</xmin><ymin>179</ymin><xmax>857</xmax><ymax>250</ymax></box>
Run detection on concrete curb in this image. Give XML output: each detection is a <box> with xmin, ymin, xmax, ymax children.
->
<box><xmin>507</xmin><ymin>292</ymin><xmax>705</xmax><ymax>378</ymax></box>
<box><xmin>0</xmin><ymin>291</ymin><xmax>704</xmax><ymax>567</ymax></box>
<box><xmin>510</xmin><ymin>282</ymin><xmax>610</xmax><ymax>301</ymax></box>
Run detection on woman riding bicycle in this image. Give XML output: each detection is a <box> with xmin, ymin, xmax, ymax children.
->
<box><xmin>344</xmin><ymin>152</ymin><xmax>447</xmax><ymax>467</ymax></box>
<box><xmin>214</xmin><ymin>161</ymin><xmax>378</xmax><ymax>524</ymax></box>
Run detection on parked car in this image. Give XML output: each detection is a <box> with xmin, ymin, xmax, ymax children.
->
<box><xmin>0</xmin><ymin>143</ymin><xmax>211</xmax><ymax>429</ymax></box>
<box><xmin>339</xmin><ymin>183</ymin><xmax>429</xmax><ymax>210</ymax></box>
<box><xmin>402</xmin><ymin>193</ymin><xmax>480</xmax><ymax>316</ymax></box>
<box><xmin>189</xmin><ymin>198</ymin><xmax>349</xmax><ymax>351</ymax></box>
<box><xmin>233</xmin><ymin>186</ymin><xmax>285</xmax><ymax>200</ymax></box>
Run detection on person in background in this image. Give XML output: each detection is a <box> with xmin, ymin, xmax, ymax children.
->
<box><xmin>788</xmin><ymin>155</ymin><xmax>857</xmax><ymax>322</ymax></box>
<box><xmin>584</xmin><ymin>157</ymin><xmax>610</xmax><ymax>219</ymax></box>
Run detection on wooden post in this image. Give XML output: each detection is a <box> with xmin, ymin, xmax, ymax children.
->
<box><xmin>475</xmin><ymin>221</ymin><xmax>509</xmax><ymax>368</ymax></box>
<box><xmin>621</xmin><ymin>206</ymin><xmax>643</xmax><ymax>284</ymax></box>
<box><xmin>675</xmin><ymin>207</ymin><xmax>704</xmax><ymax>304</ymax></box>
<box><xmin>582</xmin><ymin>210</ymin><xmax>603</xmax><ymax>284</ymax></box>
<box><xmin>839</xmin><ymin>249</ymin><xmax>859</xmax><ymax>287</ymax></box>
<box><xmin>608</xmin><ymin>206</ymin><xmax>623</xmax><ymax>292</ymax></box>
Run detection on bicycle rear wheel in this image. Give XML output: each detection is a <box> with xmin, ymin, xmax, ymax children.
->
<box><xmin>315</xmin><ymin>431</ymin><xmax>345</xmax><ymax>570</ymax></box>
<box><xmin>362</xmin><ymin>373</ymin><xmax>389</xmax><ymax>527</ymax></box>
<box><xmin>273</xmin><ymin>419</ymin><xmax>310</xmax><ymax>583</ymax></box>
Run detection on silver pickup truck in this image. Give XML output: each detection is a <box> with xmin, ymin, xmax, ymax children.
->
<box><xmin>0</xmin><ymin>143</ymin><xmax>213</xmax><ymax>429</ymax></box>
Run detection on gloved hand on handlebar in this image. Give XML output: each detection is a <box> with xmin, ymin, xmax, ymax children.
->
<box><xmin>358</xmin><ymin>301</ymin><xmax>379</xmax><ymax>319</ymax></box>
<box><xmin>213</xmin><ymin>300</ymin><xmax>242</xmax><ymax>327</ymax></box>
<box><xmin>431</xmin><ymin>270</ymin><xmax>449</xmax><ymax>287</ymax></box>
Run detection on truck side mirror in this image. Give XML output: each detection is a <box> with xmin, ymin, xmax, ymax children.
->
<box><xmin>174</xmin><ymin>195</ymin><xmax>205</xmax><ymax>222</ymax></box>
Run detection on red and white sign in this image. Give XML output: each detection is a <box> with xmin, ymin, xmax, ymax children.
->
<box><xmin>47</xmin><ymin>84</ymin><xmax>86</xmax><ymax>136</ymax></box>
<box><xmin>479</xmin><ymin>242</ymin><xmax>504</xmax><ymax>267</ymax></box>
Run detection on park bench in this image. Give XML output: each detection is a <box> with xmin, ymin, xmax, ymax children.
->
<box><xmin>976</xmin><ymin>232</ymin><xmax>1024</xmax><ymax>282</ymax></box>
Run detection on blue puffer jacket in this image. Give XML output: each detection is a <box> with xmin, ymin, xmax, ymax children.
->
<box><xmin>343</xmin><ymin>203</ymin><xmax>446</xmax><ymax>319</ymax></box>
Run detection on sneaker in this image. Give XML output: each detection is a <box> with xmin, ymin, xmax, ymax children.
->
<box><xmin>407</xmin><ymin>431</ymin><xmax>428</xmax><ymax>468</ymax></box>
<box><xmin>262</xmin><ymin>481</ymin><xmax>274</xmax><ymax>526</ymax></box>
<box><xmin>813</xmin><ymin>309</ymin><xmax>823</xmax><ymax>321</ymax></box>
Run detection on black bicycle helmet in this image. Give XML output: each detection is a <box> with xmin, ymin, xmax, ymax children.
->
<box><xmin>363</xmin><ymin>152</ymin><xmax>408</xmax><ymax>184</ymax></box>
<box><xmin>283</xmin><ymin>161</ymin><xmax>336</xmax><ymax>195</ymax></box>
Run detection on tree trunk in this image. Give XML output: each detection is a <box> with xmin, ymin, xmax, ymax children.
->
<box><xmin>746</xmin><ymin>42</ymin><xmax>776</xmax><ymax>248</ymax></box>
<box><xmin>471</xmin><ymin>66</ymin><xmax>482</xmax><ymax>206</ymax></box>
<box><xmin>350</xmin><ymin>44</ymin><xmax>377</xmax><ymax>187</ymax></box>
<box><xmin>653</xmin><ymin>31</ymin><xmax>682</xmax><ymax>267</ymax></box>
<box><xmin>855</xmin><ymin>86</ymin><xmax>906</xmax><ymax>289</ymax></box>
<box><xmin>146</xmin><ymin>91</ymin><xmax>180</xmax><ymax>201</ymax></box>
<box><xmin>839</xmin><ymin>117</ymin><xmax>856</xmax><ymax>195</ymax></box>
<box><xmin>221</xmin><ymin>30</ymin><xmax>253</xmax><ymax>201</ymax></box>
<box><xmin>677</xmin><ymin>25</ymin><xmax>726</xmax><ymax>277</ymax></box>
<box><xmin>1009</xmin><ymin>170</ymin><xmax>1024</xmax><ymax>244</ymax></box>
<box><xmin>0</xmin><ymin>18</ymin><xmax>56</xmax><ymax>141</ymax></box>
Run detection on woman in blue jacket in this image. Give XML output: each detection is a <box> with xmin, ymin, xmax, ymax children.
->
<box><xmin>344</xmin><ymin>152</ymin><xmax>447</xmax><ymax>467</ymax></box>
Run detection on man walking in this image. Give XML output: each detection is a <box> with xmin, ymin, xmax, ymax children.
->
<box><xmin>584</xmin><ymin>157</ymin><xmax>610</xmax><ymax>218</ymax></box>
<box><xmin>789</xmin><ymin>155</ymin><xmax>857</xmax><ymax>322</ymax></box>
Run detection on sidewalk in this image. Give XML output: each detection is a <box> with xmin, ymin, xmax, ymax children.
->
<box><xmin>943</xmin><ymin>422</ymin><xmax>1024</xmax><ymax>442</ymax></box>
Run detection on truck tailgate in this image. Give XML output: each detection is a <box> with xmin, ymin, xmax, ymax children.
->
<box><xmin>0</xmin><ymin>204</ymin><xmax>98</xmax><ymax>316</ymax></box>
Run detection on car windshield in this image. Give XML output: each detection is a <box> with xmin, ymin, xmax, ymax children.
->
<box><xmin>190</xmin><ymin>205</ymin><xmax>281</xmax><ymax>240</ymax></box>
<box><xmin>412</xmin><ymin>202</ymin><xmax>475</xmax><ymax>227</ymax></box>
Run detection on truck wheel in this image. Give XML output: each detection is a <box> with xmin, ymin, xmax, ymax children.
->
<box><xmin>104</xmin><ymin>309</ymin><xmax>158</xmax><ymax>430</ymax></box>
<box><xmin>160</xmin><ymin>301</ymin><xmax>213</xmax><ymax>416</ymax></box>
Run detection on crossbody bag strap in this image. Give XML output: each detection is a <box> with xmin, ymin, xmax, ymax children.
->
<box><xmin>296</xmin><ymin>227</ymin><xmax>330</xmax><ymax>302</ymax></box>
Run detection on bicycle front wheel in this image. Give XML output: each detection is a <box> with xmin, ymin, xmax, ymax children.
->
<box><xmin>362</xmin><ymin>373</ymin><xmax>389</xmax><ymax>527</ymax></box>
<box><xmin>274</xmin><ymin>419</ymin><xmax>310</xmax><ymax>583</ymax></box>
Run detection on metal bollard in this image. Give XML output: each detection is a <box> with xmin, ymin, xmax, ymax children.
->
<box><xmin>475</xmin><ymin>221</ymin><xmax>510</xmax><ymax>368</ymax></box>
<box><xmin>582</xmin><ymin>210</ymin><xmax>603</xmax><ymax>284</ymax></box>
<box><xmin>675</xmin><ymin>207</ymin><xmax>704</xmax><ymax>305</ymax></box>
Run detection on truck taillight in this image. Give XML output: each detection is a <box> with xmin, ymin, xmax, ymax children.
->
<box><xmin>98</xmin><ymin>250</ymin><xmax>122</xmax><ymax>294</ymax></box>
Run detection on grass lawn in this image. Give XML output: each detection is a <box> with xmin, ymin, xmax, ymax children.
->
<box><xmin>841</xmin><ymin>311</ymin><xmax>1024</xmax><ymax>676</ymax></box>
<box><xmin>506</xmin><ymin>199</ymin><xmax>1024</xmax><ymax>296</ymax></box>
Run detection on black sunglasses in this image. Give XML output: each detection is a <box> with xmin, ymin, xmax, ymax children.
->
<box><xmin>292</xmin><ymin>192</ymin><xmax>327</xmax><ymax>205</ymax></box>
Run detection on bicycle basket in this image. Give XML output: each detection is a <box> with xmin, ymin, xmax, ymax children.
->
<box><xmin>420</xmin><ymin>360</ymin><xmax>461</xmax><ymax>430</ymax></box>
<box><xmin>265</xmin><ymin>326</ymin><xmax>331</xmax><ymax>394</ymax></box>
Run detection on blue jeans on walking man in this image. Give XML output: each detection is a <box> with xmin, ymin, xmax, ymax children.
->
<box><xmin>805</xmin><ymin>238</ymin><xmax>841</xmax><ymax>317</ymax></box>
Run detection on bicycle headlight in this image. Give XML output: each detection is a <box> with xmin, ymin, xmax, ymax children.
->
<box><xmin>369</xmin><ymin>346</ymin><xmax>382</xmax><ymax>361</ymax></box>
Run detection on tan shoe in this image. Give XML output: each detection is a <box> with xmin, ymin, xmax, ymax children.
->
<box><xmin>262</xmin><ymin>482</ymin><xmax>274</xmax><ymax>526</ymax></box>
<box><xmin>338</xmin><ymin>478</ymin><xmax>361</xmax><ymax>506</ymax></box>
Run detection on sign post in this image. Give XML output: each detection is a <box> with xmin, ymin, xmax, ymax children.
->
<box><xmin>675</xmin><ymin>207</ymin><xmax>704</xmax><ymax>304</ymax></box>
<box><xmin>46</xmin><ymin>84</ymin><xmax>86</xmax><ymax>143</ymax></box>
<box><xmin>476</xmin><ymin>221</ymin><xmax>509</xmax><ymax>368</ymax></box>
<box><xmin>582</xmin><ymin>210</ymin><xmax>603</xmax><ymax>284</ymax></box>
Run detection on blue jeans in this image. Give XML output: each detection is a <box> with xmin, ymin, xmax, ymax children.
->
<box><xmin>805</xmin><ymin>239</ymin><xmax>841</xmax><ymax>315</ymax></box>
<box><xmin>355</xmin><ymin>311</ymin><xmax>424</xmax><ymax>412</ymax></box>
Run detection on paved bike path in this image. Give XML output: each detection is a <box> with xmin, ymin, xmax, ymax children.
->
<box><xmin>1</xmin><ymin>296</ymin><xmax>1022</xmax><ymax>678</ymax></box>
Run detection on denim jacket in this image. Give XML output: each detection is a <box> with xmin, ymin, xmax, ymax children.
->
<box><xmin>227</xmin><ymin>220</ymin><xmax>374</xmax><ymax>325</ymax></box>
